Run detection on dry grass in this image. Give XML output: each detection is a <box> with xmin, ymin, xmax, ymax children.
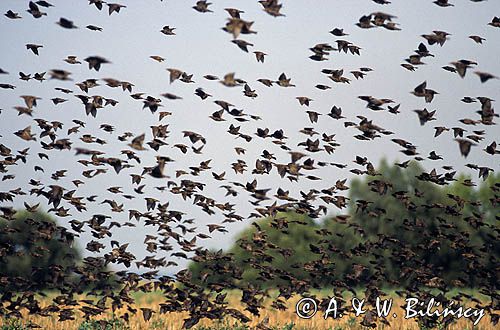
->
<box><xmin>0</xmin><ymin>290</ymin><xmax>496</xmax><ymax>330</ymax></box>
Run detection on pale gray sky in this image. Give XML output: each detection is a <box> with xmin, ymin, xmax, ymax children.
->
<box><xmin>0</xmin><ymin>0</ymin><xmax>498</xmax><ymax>274</ymax></box>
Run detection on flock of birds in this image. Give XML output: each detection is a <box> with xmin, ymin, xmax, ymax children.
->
<box><xmin>0</xmin><ymin>0</ymin><xmax>498</xmax><ymax>329</ymax></box>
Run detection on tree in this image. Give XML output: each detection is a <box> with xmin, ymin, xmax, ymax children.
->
<box><xmin>190</xmin><ymin>209</ymin><xmax>370</xmax><ymax>288</ymax></box>
<box><xmin>0</xmin><ymin>210</ymin><xmax>80</xmax><ymax>292</ymax></box>
<box><xmin>189</xmin><ymin>160</ymin><xmax>499</xmax><ymax>290</ymax></box>
<box><xmin>347</xmin><ymin>160</ymin><xmax>499</xmax><ymax>287</ymax></box>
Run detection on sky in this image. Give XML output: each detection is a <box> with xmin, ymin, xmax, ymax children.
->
<box><xmin>0</xmin><ymin>0</ymin><xmax>498</xmax><ymax>274</ymax></box>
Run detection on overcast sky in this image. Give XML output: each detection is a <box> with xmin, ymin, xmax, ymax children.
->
<box><xmin>0</xmin><ymin>0</ymin><xmax>498</xmax><ymax>274</ymax></box>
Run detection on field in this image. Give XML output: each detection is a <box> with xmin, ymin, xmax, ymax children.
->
<box><xmin>0</xmin><ymin>289</ymin><xmax>496</xmax><ymax>330</ymax></box>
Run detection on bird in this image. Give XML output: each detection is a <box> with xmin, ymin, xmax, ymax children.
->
<box><xmin>414</xmin><ymin>108</ymin><xmax>437</xmax><ymax>125</ymax></box>
<box><xmin>296</xmin><ymin>97</ymin><xmax>312</xmax><ymax>106</ymax></box>
<box><xmin>259</xmin><ymin>0</ymin><xmax>285</xmax><ymax>17</ymax></box>
<box><xmin>64</xmin><ymin>56</ymin><xmax>81</xmax><ymax>64</ymax></box>
<box><xmin>225</xmin><ymin>8</ymin><xmax>244</xmax><ymax>18</ymax></box>
<box><xmin>193</xmin><ymin>1</ymin><xmax>212</xmax><ymax>13</ymax></box>
<box><xmin>167</xmin><ymin>68</ymin><xmax>183</xmax><ymax>83</ymax></box>
<box><xmin>36</xmin><ymin>1</ymin><xmax>54</xmax><ymax>7</ymax></box>
<box><xmin>232</xmin><ymin>39</ymin><xmax>254</xmax><ymax>52</ymax></box>
<box><xmin>411</xmin><ymin>81</ymin><xmax>438</xmax><ymax>103</ymax></box>
<box><xmin>450</xmin><ymin>60</ymin><xmax>477</xmax><ymax>78</ymax></box>
<box><xmin>474</xmin><ymin>71</ymin><xmax>498</xmax><ymax>83</ymax></box>
<box><xmin>434</xmin><ymin>126</ymin><xmax>449</xmax><ymax>137</ymax></box>
<box><xmin>84</xmin><ymin>56</ymin><xmax>110</xmax><ymax>71</ymax></box>
<box><xmin>57</xmin><ymin>18</ymin><xmax>77</xmax><ymax>29</ymax></box>
<box><xmin>488</xmin><ymin>16</ymin><xmax>500</xmax><ymax>28</ymax></box>
<box><xmin>150</xmin><ymin>55</ymin><xmax>165</xmax><ymax>62</ymax></box>
<box><xmin>161</xmin><ymin>26</ymin><xmax>176</xmax><ymax>35</ymax></box>
<box><xmin>469</xmin><ymin>35</ymin><xmax>485</xmax><ymax>44</ymax></box>
<box><xmin>330</xmin><ymin>28</ymin><xmax>348</xmax><ymax>36</ymax></box>
<box><xmin>254</xmin><ymin>51</ymin><xmax>266</xmax><ymax>63</ymax></box>
<box><xmin>434</xmin><ymin>0</ymin><xmax>454</xmax><ymax>7</ymax></box>
<box><xmin>26</xmin><ymin>44</ymin><xmax>43</xmax><ymax>55</ymax></box>
<box><xmin>275</xmin><ymin>73</ymin><xmax>295</xmax><ymax>87</ymax></box>
<box><xmin>195</xmin><ymin>88</ymin><xmax>211</xmax><ymax>100</ymax></box>
<box><xmin>5</xmin><ymin>10</ymin><xmax>22</xmax><ymax>19</ymax></box>
<box><xmin>455</xmin><ymin>139</ymin><xmax>475</xmax><ymax>157</ymax></box>
<box><xmin>0</xmin><ymin>1</ymin><xmax>498</xmax><ymax>328</ymax></box>
<box><xmin>484</xmin><ymin>141</ymin><xmax>499</xmax><ymax>155</ymax></box>
<box><xmin>86</xmin><ymin>25</ymin><xmax>103</xmax><ymax>31</ymax></box>
<box><xmin>27</xmin><ymin>1</ymin><xmax>47</xmax><ymax>18</ymax></box>
<box><xmin>107</xmin><ymin>3</ymin><xmax>126</xmax><ymax>15</ymax></box>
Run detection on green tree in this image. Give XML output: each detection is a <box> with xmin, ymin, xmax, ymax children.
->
<box><xmin>189</xmin><ymin>160</ymin><xmax>499</xmax><ymax>290</ymax></box>
<box><xmin>189</xmin><ymin>212</ymin><xmax>320</xmax><ymax>288</ymax></box>
<box><xmin>346</xmin><ymin>160</ymin><xmax>499</xmax><ymax>287</ymax></box>
<box><xmin>0</xmin><ymin>210</ymin><xmax>80</xmax><ymax>292</ymax></box>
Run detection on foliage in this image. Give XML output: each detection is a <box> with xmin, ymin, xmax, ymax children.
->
<box><xmin>194</xmin><ymin>320</ymin><xmax>296</xmax><ymax>330</ymax></box>
<box><xmin>194</xmin><ymin>320</ymin><xmax>251</xmax><ymax>330</ymax></box>
<box><xmin>0</xmin><ymin>319</ymin><xmax>36</xmax><ymax>330</ymax></box>
<box><xmin>347</xmin><ymin>160</ymin><xmax>499</xmax><ymax>287</ymax></box>
<box><xmin>0</xmin><ymin>210</ymin><xmax>120</xmax><ymax>293</ymax></box>
<box><xmin>189</xmin><ymin>160</ymin><xmax>499</xmax><ymax>289</ymax></box>
<box><xmin>77</xmin><ymin>317</ymin><xmax>129</xmax><ymax>330</ymax></box>
<box><xmin>0</xmin><ymin>210</ymin><xmax>81</xmax><ymax>292</ymax></box>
